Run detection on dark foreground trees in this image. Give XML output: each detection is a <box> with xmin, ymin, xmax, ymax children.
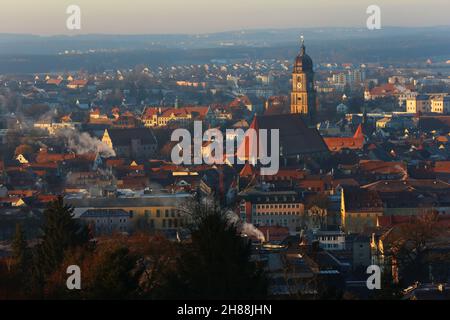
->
<box><xmin>384</xmin><ymin>212</ymin><xmax>450</xmax><ymax>286</ymax></box>
<box><xmin>157</xmin><ymin>201</ymin><xmax>267</xmax><ymax>300</ymax></box>
<box><xmin>30</xmin><ymin>197</ymin><xmax>90</xmax><ymax>294</ymax></box>
<box><xmin>1</xmin><ymin>197</ymin><xmax>90</xmax><ymax>298</ymax></box>
<box><xmin>36</xmin><ymin>197</ymin><xmax>90</xmax><ymax>275</ymax></box>
<box><xmin>3</xmin><ymin>198</ymin><xmax>267</xmax><ymax>299</ymax></box>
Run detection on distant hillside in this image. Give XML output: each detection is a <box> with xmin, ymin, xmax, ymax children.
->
<box><xmin>0</xmin><ymin>27</ymin><xmax>450</xmax><ymax>73</ymax></box>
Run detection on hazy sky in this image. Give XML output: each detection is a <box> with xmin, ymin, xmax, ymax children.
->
<box><xmin>1</xmin><ymin>0</ymin><xmax>449</xmax><ymax>35</ymax></box>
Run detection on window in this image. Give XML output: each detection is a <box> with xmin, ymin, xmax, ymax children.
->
<box><xmin>156</xmin><ymin>210</ymin><xmax>161</xmax><ymax>217</ymax></box>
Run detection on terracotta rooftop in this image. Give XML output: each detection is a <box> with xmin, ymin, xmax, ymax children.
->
<box><xmin>323</xmin><ymin>125</ymin><xmax>364</xmax><ymax>152</ymax></box>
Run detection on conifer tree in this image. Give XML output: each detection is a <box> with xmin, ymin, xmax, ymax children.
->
<box><xmin>160</xmin><ymin>200</ymin><xmax>267</xmax><ymax>299</ymax></box>
<box><xmin>36</xmin><ymin>197</ymin><xmax>89</xmax><ymax>277</ymax></box>
<box><xmin>12</xmin><ymin>223</ymin><xmax>28</xmax><ymax>272</ymax></box>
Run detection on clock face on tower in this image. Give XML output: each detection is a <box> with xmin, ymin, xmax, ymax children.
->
<box><xmin>297</xmin><ymin>82</ymin><xmax>303</xmax><ymax>89</ymax></box>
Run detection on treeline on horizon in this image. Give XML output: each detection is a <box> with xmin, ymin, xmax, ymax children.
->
<box><xmin>1</xmin><ymin>27</ymin><xmax>450</xmax><ymax>73</ymax></box>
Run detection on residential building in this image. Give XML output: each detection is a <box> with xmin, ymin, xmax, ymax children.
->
<box><xmin>102</xmin><ymin>128</ymin><xmax>158</xmax><ymax>159</ymax></box>
<box><xmin>79</xmin><ymin>209</ymin><xmax>131</xmax><ymax>235</ymax></box>
<box><xmin>238</xmin><ymin>185</ymin><xmax>305</xmax><ymax>233</ymax></box>
<box><xmin>340</xmin><ymin>187</ymin><xmax>384</xmax><ymax>234</ymax></box>
<box><xmin>314</xmin><ymin>230</ymin><xmax>346</xmax><ymax>251</ymax></box>
<box><xmin>406</xmin><ymin>94</ymin><xmax>431</xmax><ymax>113</ymax></box>
<box><xmin>431</xmin><ymin>95</ymin><xmax>450</xmax><ymax>114</ymax></box>
<box><xmin>66</xmin><ymin>193</ymin><xmax>191</xmax><ymax>232</ymax></box>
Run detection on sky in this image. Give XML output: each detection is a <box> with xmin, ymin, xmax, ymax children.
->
<box><xmin>0</xmin><ymin>0</ymin><xmax>449</xmax><ymax>35</ymax></box>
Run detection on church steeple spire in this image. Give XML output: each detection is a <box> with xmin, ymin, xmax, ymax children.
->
<box><xmin>291</xmin><ymin>35</ymin><xmax>316</xmax><ymax>124</ymax></box>
<box><xmin>300</xmin><ymin>35</ymin><xmax>306</xmax><ymax>55</ymax></box>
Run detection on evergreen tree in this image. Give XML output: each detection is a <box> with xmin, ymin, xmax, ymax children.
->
<box><xmin>88</xmin><ymin>246</ymin><xmax>141</xmax><ymax>300</ymax></box>
<box><xmin>160</xmin><ymin>201</ymin><xmax>267</xmax><ymax>300</ymax></box>
<box><xmin>36</xmin><ymin>197</ymin><xmax>89</xmax><ymax>277</ymax></box>
<box><xmin>12</xmin><ymin>223</ymin><xmax>28</xmax><ymax>272</ymax></box>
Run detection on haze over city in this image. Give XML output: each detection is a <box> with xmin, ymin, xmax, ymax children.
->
<box><xmin>0</xmin><ymin>0</ymin><xmax>449</xmax><ymax>35</ymax></box>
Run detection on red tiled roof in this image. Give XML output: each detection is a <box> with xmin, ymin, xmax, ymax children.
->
<box><xmin>68</xmin><ymin>79</ymin><xmax>88</xmax><ymax>86</ymax></box>
<box><xmin>142</xmin><ymin>107</ymin><xmax>159</xmax><ymax>119</ymax></box>
<box><xmin>121</xmin><ymin>111</ymin><xmax>135</xmax><ymax>117</ymax></box>
<box><xmin>240</xmin><ymin>163</ymin><xmax>255</xmax><ymax>178</ymax></box>
<box><xmin>75</xmin><ymin>153</ymin><xmax>97</xmax><ymax>161</ymax></box>
<box><xmin>236</xmin><ymin>116</ymin><xmax>259</xmax><ymax>161</ymax></box>
<box><xmin>298</xmin><ymin>179</ymin><xmax>325</xmax><ymax>191</ymax></box>
<box><xmin>257</xmin><ymin>226</ymin><xmax>290</xmax><ymax>242</ymax></box>
<box><xmin>324</xmin><ymin>125</ymin><xmax>364</xmax><ymax>152</ymax></box>
<box><xmin>362</xmin><ymin>179</ymin><xmax>450</xmax><ymax>193</ymax></box>
<box><xmin>46</xmin><ymin>79</ymin><xmax>63</xmax><ymax>86</ymax></box>
<box><xmin>263</xmin><ymin>169</ymin><xmax>305</xmax><ymax>181</ymax></box>
<box><xmin>38</xmin><ymin>195</ymin><xmax>59</xmax><ymax>203</ymax></box>
<box><xmin>31</xmin><ymin>163</ymin><xmax>59</xmax><ymax>169</ymax></box>
<box><xmin>33</xmin><ymin>170</ymin><xmax>47</xmax><ymax>177</ymax></box>
<box><xmin>359</xmin><ymin>160</ymin><xmax>406</xmax><ymax>175</ymax></box>
<box><xmin>106</xmin><ymin>159</ymin><xmax>126</xmax><ymax>167</ymax></box>
<box><xmin>8</xmin><ymin>190</ymin><xmax>36</xmax><ymax>197</ymax></box>
<box><xmin>369</xmin><ymin>83</ymin><xmax>415</xmax><ymax>97</ymax></box>
<box><xmin>332</xmin><ymin>178</ymin><xmax>360</xmax><ymax>188</ymax></box>
<box><xmin>240</xmin><ymin>114</ymin><xmax>329</xmax><ymax>158</ymax></box>
<box><xmin>434</xmin><ymin>161</ymin><xmax>450</xmax><ymax>174</ymax></box>
<box><xmin>36</xmin><ymin>150</ymin><xmax>75</xmax><ymax>163</ymax></box>
<box><xmin>378</xmin><ymin>215</ymin><xmax>450</xmax><ymax>228</ymax></box>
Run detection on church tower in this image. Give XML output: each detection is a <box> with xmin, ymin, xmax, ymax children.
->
<box><xmin>290</xmin><ymin>37</ymin><xmax>316</xmax><ymax>124</ymax></box>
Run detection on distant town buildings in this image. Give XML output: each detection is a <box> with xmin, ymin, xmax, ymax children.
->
<box><xmin>1</xmin><ymin>34</ymin><xmax>450</xmax><ymax>300</ymax></box>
